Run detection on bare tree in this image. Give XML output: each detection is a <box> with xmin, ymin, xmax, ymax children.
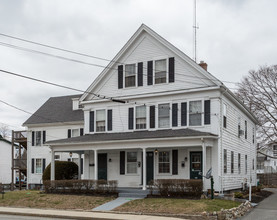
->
<box><xmin>236</xmin><ymin>65</ymin><xmax>277</xmax><ymax>151</ymax></box>
<box><xmin>0</xmin><ymin>123</ymin><xmax>10</xmax><ymax>139</ymax></box>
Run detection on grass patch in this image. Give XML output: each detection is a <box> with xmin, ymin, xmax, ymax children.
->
<box><xmin>0</xmin><ymin>190</ymin><xmax>114</xmax><ymax>210</ymax></box>
<box><xmin>115</xmin><ymin>198</ymin><xmax>241</xmax><ymax>214</ymax></box>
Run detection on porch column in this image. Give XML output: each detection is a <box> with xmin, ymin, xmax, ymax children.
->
<box><xmin>78</xmin><ymin>153</ymin><xmax>81</xmax><ymax>180</ymax></box>
<box><xmin>50</xmin><ymin>149</ymin><xmax>55</xmax><ymax>181</ymax></box>
<box><xmin>83</xmin><ymin>151</ymin><xmax>89</xmax><ymax>179</ymax></box>
<box><xmin>142</xmin><ymin>148</ymin><xmax>147</xmax><ymax>190</ymax></box>
<box><xmin>94</xmin><ymin>149</ymin><xmax>98</xmax><ymax>180</ymax></box>
<box><xmin>202</xmin><ymin>140</ymin><xmax>206</xmax><ymax>187</ymax></box>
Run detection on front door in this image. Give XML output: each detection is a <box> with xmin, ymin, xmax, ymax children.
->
<box><xmin>98</xmin><ymin>153</ymin><xmax>107</xmax><ymax>180</ymax></box>
<box><xmin>146</xmin><ymin>152</ymin><xmax>154</xmax><ymax>185</ymax></box>
<box><xmin>190</xmin><ymin>152</ymin><xmax>202</xmax><ymax>179</ymax></box>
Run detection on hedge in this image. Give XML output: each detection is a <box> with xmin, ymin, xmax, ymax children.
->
<box><xmin>149</xmin><ymin>179</ymin><xmax>203</xmax><ymax>198</ymax></box>
<box><xmin>44</xmin><ymin>179</ymin><xmax>118</xmax><ymax>195</ymax></box>
<box><xmin>42</xmin><ymin>161</ymin><xmax>78</xmax><ymax>181</ymax></box>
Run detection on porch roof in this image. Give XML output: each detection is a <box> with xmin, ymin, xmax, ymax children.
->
<box><xmin>46</xmin><ymin>128</ymin><xmax>217</xmax><ymax>145</ymax></box>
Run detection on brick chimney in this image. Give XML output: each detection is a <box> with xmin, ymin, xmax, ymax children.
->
<box><xmin>199</xmin><ymin>61</ymin><xmax>208</xmax><ymax>71</ymax></box>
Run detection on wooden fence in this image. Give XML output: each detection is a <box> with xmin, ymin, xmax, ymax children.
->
<box><xmin>257</xmin><ymin>173</ymin><xmax>277</xmax><ymax>186</ymax></box>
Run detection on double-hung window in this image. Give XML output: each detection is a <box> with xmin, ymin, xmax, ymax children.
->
<box><xmin>223</xmin><ymin>104</ymin><xmax>227</xmax><ymax>128</ymax></box>
<box><xmin>238</xmin><ymin>153</ymin><xmax>241</xmax><ymax>174</ymax></box>
<box><xmin>189</xmin><ymin>101</ymin><xmax>202</xmax><ymax>126</ymax></box>
<box><xmin>159</xmin><ymin>151</ymin><xmax>170</xmax><ymax>173</ymax></box>
<box><xmin>155</xmin><ymin>59</ymin><xmax>166</xmax><ymax>84</ymax></box>
<box><xmin>127</xmin><ymin>152</ymin><xmax>137</xmax><ymax>174</ymax></box>
<box><xmin>35</xmin><ymin>131</ymin><xmax>41</xmax><ymax>146</ymax></box>
<box><xmin>96</xmin><ymin>110</ymin><xmax>106</xmax><ymax>132</ymax></box>
<box><xmin>273</xmin><ymin>145</ymin><xmax>277</xmax><ymax>157</ymax></box>
<box><xmin>245</xmin><ymin>155</ymin><xmax>248</xmax><ymax>174</ymax></box>
<box><xmin>136</xmin><ymin>106</ymin><xmax>146</xmax><ymax>129</ymax></box>
<box><xmin>224</xmin><ymin>149</ymin><xmax>227</xmax><ymax>173</ymax></box>
<box><xmin>158</xmin><ymin>104</ymin><xmax>170</xmax><ymax>128</ymax></box>
<box><xmin>35</xmin><ymin>158</ymin><xmax>42</xmax><ymax>174</ymax></box>
<box><xmin>125</xmin><ymin>64</ymin><xmax>136</xmax><ymax>87</ymax></box>
<box><xmin>231</xmin><ymin>151</ymin><xmax>234</xmax><ymax>173</ymax></box>
<box><xmin>72</xmin><ymin>129</ymin><xmax>79</xmax><ymax>137</ymax></box>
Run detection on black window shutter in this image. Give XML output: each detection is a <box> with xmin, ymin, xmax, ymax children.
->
<box><xmin>128</xmin><ymin>108</ymin><xmax>134</xmax><ymax>130</ymax></box>
<box><xmin>32</xmin><ymin>131</ymin><xmax>35</xmax><ymax>146</ymax></box>
<box><xmin>120</xmin><ymin>151</ymin><xmax>125</xmax><ymax>175</ymax></box>
<box><xmin>81</xmin><ymin>158</ymin><xmax>83</xmax><ymax>175</ymax></box>
<box><xmin>138</xmin><ymin>62</ymin><xmax>143</xmax><ymax>86</ymax></box>
<box><xmin>118</xmin><ymin>65</ymin><xmax>123</xmax><ymax>89</ymax></box>
<box><xmin>172</xmin><ymin>150</ymin><xmax>178</xmax><ymax>175</ymax></box>
<box><xmin>80</xmin><ymin>128</ymin><xmax>84</xmax><ymax>136</ymax></box>
<box><xmin>107</xmin><ymin>109</ymin><xmax>113</xmax><ymax>131</ymax></box>
<box><xmin>169</xmin><ymin>57</ymin><xmax>175</xmax><ymax>83</ymax></box>
<box><xmin>147</xmin><ymin>61</ymin><xmax>153</xmax><ymax>85</ymax></box>
<box><xmin>67</xmin><ymin>129</ymin><xmax>71</xmax><ymax>138</ymax></box>
<box><xmin>172</xmin><ymin>103</ymin><xmax>178</xmax><ymax>127</ymax></box>
<box><xmin>31</xmin><ymin>158</ymin><xmax>34</xmax><ymax>174</ymax></box>
<box><xmin>89</xmin><ymin>111</ymin><xmax>94</xmax><ymax>132</ymax></box>
<box><xmin>42</xmin><ymin>159</ymin><xmax>46</xmax><ymax>173</ymax></box>
<box><xmin>150</xmin><ymin>105</ymin><xmax>155</xmax><ymax>128</ymax></box>
<box><xmin>204</xmin><ymin>100</ymin><xmax>211</xmax><ymax>125</ymax></box>
<box><xmin>181</xmin><ymin>102</ymin><xmax>187</xmax><ymax>126</ymax></box>
<box><xmin>43</xmin><ymin>131</ymin><xmax>46</xmax><ymax>144</ymax></box>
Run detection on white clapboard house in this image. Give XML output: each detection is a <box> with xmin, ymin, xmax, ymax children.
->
<box><xmin>23</xmin><ymin>24</ymin><xmax>258</xmax><ymax>192</ymax></box>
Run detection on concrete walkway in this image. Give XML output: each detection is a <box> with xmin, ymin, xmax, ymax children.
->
<box><xmin>242</xmin><ymin>188</ymin><xmax>277</xmax><ymax>220</ymax></box>
<box><xmin>92</xmin><ymin>197</ymin><xmax>141</xmax><ymax>211</ymax></box>
<box><xmin>0</xmin><ymin>207</ymin><xmax>184</xmax><ymax>220</ymax></box>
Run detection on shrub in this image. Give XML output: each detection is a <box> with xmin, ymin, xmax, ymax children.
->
<box><xmin>234</xmin><ymin>192</ymin><xmax>244</xmax><ymax>198</ymax></box>
<box><xmin>150</xmin><ymin>179</ymin><xmax>203</xmax><ymax>198</ymax></box>
<box><xmin>42</xmin><ymin>161</ymin><xmax>78</xmax><ymax>181</ymax></box>
<box><xmin>43</xmin><ymin>179</ymin><xmax>118</xmax><ymax>195</ymax></box>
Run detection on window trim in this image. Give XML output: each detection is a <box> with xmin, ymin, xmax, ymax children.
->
<box><xmin>95</xmin><ymin>109</ymin><xmax>107</xmax><ymax>133</ymax></box>
<box><xmin>124</xmin><ymin>63</ymin><xmax>137</xmax><ymax>88</ymax></box>
<box><xmin>135</xmin><ymin>106</ymin><xmax>147</xmax><ymax>130</ymax></box>
<box><xmin>35</xmin><ymin>158</ymin><xmax>43</xmax><ymax>174</ymax></box>
<box><xmin>188</xmin><ymin>99</ymin><xmax>204</xmax><ymax>127</ymax></box>
<box><xmin>125</xmin><ymin>151</ymin><xmax>138</xmax><ymax>175</ymax></box>
<box><xmin>158</xmin><ymin>103</ymin><xmax>171</xmax><ymax>129</ymax></box>
<box><xmin>154</xmin><ymin>58</ymin><xmax>168</xmax><ymax>85</ymax></box>
<box><xmin>158</xmin><ymin>150</ymin><xmax>171</xmax><ymax>174</ymax></box>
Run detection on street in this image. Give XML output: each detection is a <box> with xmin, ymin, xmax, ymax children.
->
<box><xmin>0</xmin><ymin>214</ymin><xmax>73</xmax><ymax>220</ymax></box>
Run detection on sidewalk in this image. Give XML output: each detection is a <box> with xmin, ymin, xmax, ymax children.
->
<box><xmin>242</xmin><ymin>188</ymin><xmax>277</xmax><ymax>220</ymax></box>
<box><xmin>0</xmin><ymin>207</ymin><xmax>185</xmax><ymax>220</ymax></box>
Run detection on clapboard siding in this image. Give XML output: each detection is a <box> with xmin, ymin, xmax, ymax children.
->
<box><xmin>87</xmin><ymin>33</ymin><xmax>215</xmax><ymax>100</ymax></box>
<box><xmin>220</xmin><ymin>96</ymin><xmax>256</xmax><ymax>190</ymax></box>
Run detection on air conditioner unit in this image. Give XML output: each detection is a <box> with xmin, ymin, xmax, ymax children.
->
<box><xmin>239</xmin><ymin>130</ymin><xmax>244</xmax><ymax>136</ymax></box>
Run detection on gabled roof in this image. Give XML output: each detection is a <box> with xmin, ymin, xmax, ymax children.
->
<box><xmin>46</xmin><ymin>128</ymin><xmax>217</xmax><ymax>145</ymax></box>
<box><xmin>23</xmin><ymin>94</ymin><xmax>83</xmax><ymax>126</ymax></box>
<box><xmin>80</xmin><ymin>24</ymin><xmax>222</xmax><ymax>102</ymax></box>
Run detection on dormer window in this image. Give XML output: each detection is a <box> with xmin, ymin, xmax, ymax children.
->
<box><xmin>125</xmin><ymin>64</ymin><xmax>136</xmax><ymax>87</ymax></box>
<box><xmin>155</xmin><ymin>59</ymin><xmax>166</xmax><ymax>84</ymax></box>
<box><xmin>96</xmin><ymin>110</ymin><xmax>106</xmax><ymax>132</ymax></box>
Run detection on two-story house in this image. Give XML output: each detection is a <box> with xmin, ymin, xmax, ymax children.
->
<box><xmin>23</xmin><ymin>24</ymin><xmax>258</xmax><ymax>192</ymax></box>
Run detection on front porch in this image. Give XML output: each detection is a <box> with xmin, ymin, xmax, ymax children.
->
<box><xmin>47</xmin><ymin>129</ymin><xmax>218</xmax><ymax>191</ymax></box>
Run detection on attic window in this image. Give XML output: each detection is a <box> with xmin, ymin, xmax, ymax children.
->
<box><xmin>125</xmin><ymin>64</ymin><xmax>136</xmax><ymax>87</ymax></box>
<box><xmin>155</xmin><ymin>59</ymin><xmax>166</xmax><ymax>84</ymax></box>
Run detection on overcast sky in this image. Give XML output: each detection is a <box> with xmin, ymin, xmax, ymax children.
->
<box><xmin>0</xmin><ymin>0</ymin><xmax>276</xmax><ymax>133</ymax></box>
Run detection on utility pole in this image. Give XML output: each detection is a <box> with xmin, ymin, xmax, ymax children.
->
<box><xmin>193</xmin><ymin>0</ymin><xmax>199</xmax><ymax>62</ymax></box>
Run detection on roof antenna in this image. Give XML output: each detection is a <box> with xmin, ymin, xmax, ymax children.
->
<box><xmin>193</xmin><ymin>0</ymin><xmax>199</xmax><ymax>63</ymax></box>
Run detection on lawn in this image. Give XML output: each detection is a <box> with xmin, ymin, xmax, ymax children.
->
<box><xmin>0</xmin><ymin>190</ymin><xmax>114</xmax><ymax>210</ymax></box>
<box><xmin>115</xmin><ymin>198</ymin><xmax>241</xmax><ymax>214</ymax></box>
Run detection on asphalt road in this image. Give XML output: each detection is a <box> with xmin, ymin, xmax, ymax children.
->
<box><xmin>242</xmin><ymin>188</ymin><xmax>277</xmax><ymax>220</ymax></box>
<box><xmin>0</xmin><ymin>214</ymin><xmax>73</xmax><ymax>220</ymax></box>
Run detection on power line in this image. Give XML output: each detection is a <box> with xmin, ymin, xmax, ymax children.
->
<box><xmin>0</xmin><ymin>34</ymin><xmax>239</xmax><ymax>85</ymax></box>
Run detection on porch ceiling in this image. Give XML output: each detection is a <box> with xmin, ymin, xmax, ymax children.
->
<box><xmin>46</xmin><ymin>128</ymin><xmax>217</xmax><ymax>146</ymax></box>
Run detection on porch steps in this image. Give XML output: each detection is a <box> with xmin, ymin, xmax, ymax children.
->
<box><xmin>118</xmin><ymin>187</ymin><xmax>149</xmax><ymax>198</ymax></box>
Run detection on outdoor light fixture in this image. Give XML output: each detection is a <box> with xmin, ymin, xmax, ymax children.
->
<box><xmin>185</xmin><ymin>157</ymin><xmax>188</xmax><ymax>161</ymax></box>
<box><xmin>69</xmin><ymin>152</ymin><xmax>73</xmax><ymax>157</ymax></box>
<box><xmin>154</xmin><ymin>148</ymin><xmax>158</xmax><ymax>155</ymax></box>
<box><xmin>109</xmin><ymin>158</ymin><xmax>112</xmax><ymax>162</ymax></box>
